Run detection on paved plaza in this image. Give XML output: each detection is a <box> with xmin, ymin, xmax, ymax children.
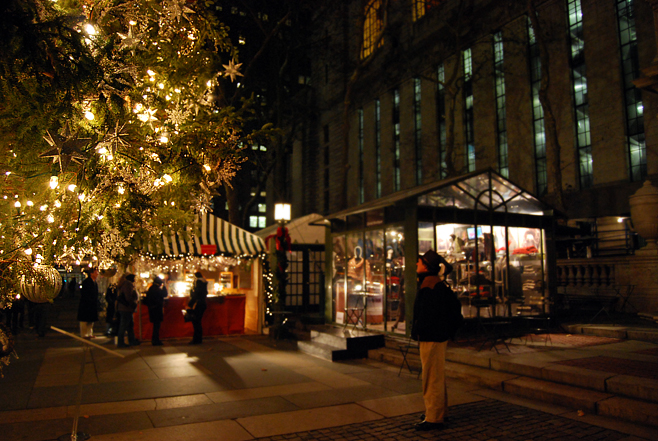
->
<box><xmin>0</xmin><ymin>297</ymin><xmax>657</xmax><ymax>441</ymax></box>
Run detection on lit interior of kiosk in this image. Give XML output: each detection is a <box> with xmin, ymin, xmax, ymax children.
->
<box><xmin>328</xmin><ymin>170</ymin><xmax>555</xmax><ymax>335</ymax></box>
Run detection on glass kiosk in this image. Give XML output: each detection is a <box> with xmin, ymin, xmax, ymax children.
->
<box><xmin>326</xmin><ymin>169</ymin><xmax>555</xmax><ymax>335</ymax></box>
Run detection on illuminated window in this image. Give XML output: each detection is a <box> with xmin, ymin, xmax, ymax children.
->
<box><xmin>258</xmin><ymin>203</ymin><xmax>266</xmax><ymax>213</ymax></box>
<box><xmin>528</xmin><ymin>21</ymin><xmax>547</xmax><ymax>195</ymax></box>
<box><xmin>567</xmin><ymin>0</ymin><xmax>593</xmax><ymax>189</ymax></box>
<box><xmin>412</xmin><ymin>0</ymin><xmax>444</xmax><ymax>21</ymax></box>
<box><xmin>616</xmin><ymin>0</ymin><xmax>646</xmax><ymax>182</ymax></box>
<box><xmin>258</xmin><ymin>216</ymin><xmax>266</xmax><ymax>228</ymax></box>
<box><xmin>493</xmin><ymin>32</ymin><xmax>509</xmax><ymax>178</ymax></box>
<box><xmin>463</xmin><ymin>48</ymin><xmax>475</xmax><ymax>172</ymax></box>
<box><xmin>362</xmin><ymin>0</ymin><xmax>384</xmax><ymax>59</ymax></box>
<box><xmin>249</xmin><ymin>216</ymin><xmax>258</xmax><ymax>228</ymax></box>
<box><xmin>358</xmin><ymin>108</ymin><xmax>365</xmax><ymax>204</ymax></box>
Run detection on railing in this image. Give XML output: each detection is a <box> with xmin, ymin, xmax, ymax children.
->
<box><xmin>556</xmin><ymin>261</ymin><xmax>618</xmax><ymax>287</ymax></box>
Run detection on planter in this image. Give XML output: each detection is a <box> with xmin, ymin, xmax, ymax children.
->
<box><xmin>630</xmin><ymin>180</ymin><xmax>658</xmax><ymax>253</ymax></box>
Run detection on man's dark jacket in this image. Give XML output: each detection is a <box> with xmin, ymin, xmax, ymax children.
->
<box><xmin>411</xmin><ymin>275</ymin><xmax>461</xmax><ymax>342</ymax></box>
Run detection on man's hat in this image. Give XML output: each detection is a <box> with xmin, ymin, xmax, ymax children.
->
<box><xmin>420</xmin><ymin>250</ymin><xmax>453</xmax><ymax>276</ymax></box>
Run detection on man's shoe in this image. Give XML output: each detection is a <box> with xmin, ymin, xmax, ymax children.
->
<box><xmin>420</xmin><ymin>414</ymin><xmax>449</xmax><ymax>423</ymax></box>
<box><xmin>414</xmin><ymin>421</ymin><xmax>444</xmax><ymax>431</ymax></box>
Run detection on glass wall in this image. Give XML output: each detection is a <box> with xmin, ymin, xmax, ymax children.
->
<box><xmin>332</xmin><ymin>226</ymin><xmax>407</xmax><ymax>333</ymax></box>
<box><xmin>385</xmin><ymin>226</ymin><xmax>405</xmax><ymax>334</ymax></box>
<box><xmin>433</xmin><ymin>223</ymin><xmax>547</xmax><ymax>319</ymax></box>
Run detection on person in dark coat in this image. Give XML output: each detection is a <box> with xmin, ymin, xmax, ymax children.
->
<box><xmin>6</xmin><ymin>294</ymin><xmax>25</xmax><ymax>335</ymax></box>
<box><xmin>77</xmin><ymin>268</ymin><xmax>99</xmax><ymax>338</ymax></box>
<box><xmin>411</xmin><ymin>250</ymin><xmax>456</xmax><ymax>432</ymax></box>
<box><xmin>187</xmin><ymin>271</ymin><xmax>208</xmax><ymax>345</ymax></box>
<box><xmin>116</xmin><ymin>274</ymin><xmax>140</xmax><ymax>348</ymax></box>
<box><xmin>145</xmin><ymin>276</ymin><xmax>168</xmax><ymax>345</ymax></box>
<box><xmin>104</xmin><ymin>283</ymin><xmax>118</xmax><ymax>336</ymax></box>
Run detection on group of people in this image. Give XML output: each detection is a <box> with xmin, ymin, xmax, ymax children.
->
<box><xmin>76</xmin><ymin>268</ymin><xmax>209</xmax><ymax>347</ymax></box>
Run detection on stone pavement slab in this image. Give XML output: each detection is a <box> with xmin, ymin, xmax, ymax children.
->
<box><xmin>91</xmin><ymin>419</ymin><xmax>253</xmax><ymax>441</ymax></box>
<box><xmin>147</xmin><ymin>395</ymin><xmax>299</xmax><ymax>428</ymax></box>
<box><xmin>237</xmin><ymin>403</ymin><xmax>383</xmax><ymax>438</ymax></box>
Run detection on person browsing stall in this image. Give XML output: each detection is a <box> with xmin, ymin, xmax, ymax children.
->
<box><xmin>187</xmin><ymin>271</ymin><xmax>208</xmax><ymax>345</ymax></box>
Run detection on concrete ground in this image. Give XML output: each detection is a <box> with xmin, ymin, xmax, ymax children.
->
<box><xmin>0</xmin><ymin>296</ymin><xmax>657</xmax><ymax>441</ymax></box>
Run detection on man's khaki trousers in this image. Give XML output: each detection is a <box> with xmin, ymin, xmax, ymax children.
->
<box><xmin>419</xmin><ymin>340</ymin><xmax>448</xmax><ymax>423</ymax></box>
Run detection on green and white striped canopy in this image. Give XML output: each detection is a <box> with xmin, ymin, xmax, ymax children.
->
<box><xmin>147</xmin><ymin>213</ymin><xmax>265</xmax><ymax>257</ymax></box>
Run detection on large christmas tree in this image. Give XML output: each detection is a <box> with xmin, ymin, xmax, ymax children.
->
<box><xmin>0</xmin><ymin>0</ymin><xmax>274</xmax><ymax>306</ymax></box>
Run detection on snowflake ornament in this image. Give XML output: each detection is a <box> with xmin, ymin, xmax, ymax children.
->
<box><xmin>41</xmin><ymin>125</ymin><xmax>89</xmax><ymax>173</ymax></box>
<box><xmin>166</xmin><ymin>107</ymin><xmax>191</xmax><ymax>127</ymax></box>
<box><xmin>222</xmin><ymin>59</ymin><xmax>244</xmax><ymax>82</ymax></box>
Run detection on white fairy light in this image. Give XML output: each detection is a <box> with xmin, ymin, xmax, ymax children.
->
<box><xmin>85</xmin><ymin>111</ymin><xmax>95</xmax><ymax>120</ymax></box>
<box><xmin>50</xmin><ymin>176</ymin><xmax>58</xmax><ymax>189</ymax></box>
<box><xmin>68</xmin><ymin>184</ymin><xmax>76</xmax><ymax>192</ymax></box>
<box><xmin>163</xmin><ymin>174</ymin><xmax>172</xmax><ymax>182</ymax></box>
<box><xmin>84</xmin><ymin>23</ymin><xmax>97</xmax><ymax>35</ymax></box>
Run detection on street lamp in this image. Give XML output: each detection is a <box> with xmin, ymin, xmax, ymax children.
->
<box><xmin>274</xmin><ymin>203</ymin><xmax>291</xmax><ymax>224</ymax></box>
<box><xmin>272</xmin><ymin>203</ymin><xmax>291</xmax><ymax>338</ymax></box>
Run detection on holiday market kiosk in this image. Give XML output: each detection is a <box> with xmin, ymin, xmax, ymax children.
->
<box><xmin>134</xmin><ymin>213</ymin><xmax>266</xmax><ymax>340</ymax></box>
<box><xmin>325</xmin><ymin>169</ymin><xmax>556</xmax><ymax>336</ymax></box>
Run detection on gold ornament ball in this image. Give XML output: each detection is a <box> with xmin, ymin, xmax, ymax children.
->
<box><xmin>20</xmin><ymin>266</ymin><xmax>63</xmax><ymax>303</ymax></box>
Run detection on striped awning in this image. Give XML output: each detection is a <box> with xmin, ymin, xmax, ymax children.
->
<box><xmin>147</xmin><ymin>213</ymin><xmax>266</xmax><ymax>257</ymax></box>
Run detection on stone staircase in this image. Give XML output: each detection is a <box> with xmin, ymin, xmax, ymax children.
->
<box><xmin>368</xmin><ymin>329</ymin><xmax>658</xmax><ymax>428</ymax></box>
<box><xmin>296</xmin><ymin>325</ymin><xmax>385</xmax><ymax>361</ymax></box>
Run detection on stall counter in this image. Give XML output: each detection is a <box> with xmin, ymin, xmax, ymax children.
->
<box><xmin>134</xmin><ymin>295</ymin><xmax>245</xmax><ymax>340</ymax></box>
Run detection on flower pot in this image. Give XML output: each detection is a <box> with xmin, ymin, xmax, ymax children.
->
<box><xmin>629</xmin><ymin>180</ymin><xmax>658</xmax><ymax>253</ymax></box>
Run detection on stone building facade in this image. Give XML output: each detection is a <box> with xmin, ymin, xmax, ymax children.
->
<box><xmin>288</xmin><ymin>0</ymin><xmax>658</xmax><ymax>312</ymax></box>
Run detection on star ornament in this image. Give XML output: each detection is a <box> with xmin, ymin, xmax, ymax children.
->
<box><xmin>41</xmin><ymin>128</ymin><xmax>89</xmax><ymax>172</ymax></box>
<box><xmin>222</xmin><ymin>59</ymin><xmax>244</xmax><ymax>82</ymax></box>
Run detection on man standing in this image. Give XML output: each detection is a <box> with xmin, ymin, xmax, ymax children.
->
<box><xmin>77</xmin><ymin>268</ymin><xmax>99</xmax><ymax>338</ymax></box>
<box><xmin>188</xmin><ymin>271</ymin><xmax>208</xmax><ymax>345</ymax></box>
<box><xmin>116</xmin><ymin>274</ymin><xmax>140</xmax><ymax>348</ymax></box>
<box><xmin>145</xmin><ymin>276</ymin><xmax>168</xmax><ymax>346</ymax></box>
<box><xmin>411</xmin><ymin>249</ymin><xmax>458</xmax><ymax>431</ymax></box>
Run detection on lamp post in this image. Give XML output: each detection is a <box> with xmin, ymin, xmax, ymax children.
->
<box><xmin>273</xmin><ymin>203</ymin><xmax>291</xmax><ymax>306</ymax></box>
<box><xmin>272</xmin><ymin>203</ymin><xmax>291</xmax><ymax>338</ymax></box>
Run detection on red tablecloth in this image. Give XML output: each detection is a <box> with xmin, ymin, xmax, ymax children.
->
<box><xmin>134</xmin><ymin>295</ymin><xmax>245</xmax><ymax>340</ymax></box>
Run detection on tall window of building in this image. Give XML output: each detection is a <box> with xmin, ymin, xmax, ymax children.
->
<box><xmin>412</xmin><ymin>0</ymin><xmax>444</xmax><ymax>21</ymax></box>
<box><xmin>528</xmin><ymin>20</ymin><xmax>548</xmax><ymax>195</ymax></box>
<box><xmin>567</xmin><ymin>0</ymin><xmax>593</xmax><ymax>189</ymax></box>
<box><xmin>393</xmin><ymin>88</ymin><xmax>401</xmax><ymax>191</ymax></box>
<box><xmin>362</xmin><ymin>0</ymin><xmax>383</xmax><ymax>59</ymax></box>
<box><xmin>437</xmin><ymin>64</ymin><xmax>447</xmax><ymax>178</ymax></box>
<box><xmin>462</xmin><ymin>48</ymin><xmax>475</xmax><ymax>172</ymax></box>
<box><xmin>358</xmin><ymin>108</ymin><xmax>365</xmax><ymax>204</ymax></box>
<box><xmin>413</xmin><ymin>77</ymin><xmax>422</xmax><ymax>185</ymax></box>
<box><xmin>493</xmin><ymin>32</ymin><xmax>509</xmax><ymax>178</ymax></box>
<box><xmin>616</xmin><ymin>0</ymin><xmax>647</xmax><ymax>182</ymax></box>
<box><xmin>324</xmin><ymin>141</ymin><xmax>330</xmax><ymax>213</ymax></box>
<box><xmin>375</xmin><ymin>99</ymin><xmax>382</xmax><ymax>198</ymax></box>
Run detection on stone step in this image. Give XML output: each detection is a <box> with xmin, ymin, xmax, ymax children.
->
<box><xmin>503</xmin><ymin>377</ymin><xmax>614</xmax><ymax>413</ymax></box>
<box><xmin>568</xmin><ymin>324</ymin><xmax>658</xmax><ymax>343</ymax></box>
<box><xmin>368</xmin><ymin>343</ymin><xmax>658</xmax><ymax>427</ymax></box>
<box><xmin>297</xmin><ymin>340</ymin><xmax>367</xmax><ymax>361</ymax></box>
